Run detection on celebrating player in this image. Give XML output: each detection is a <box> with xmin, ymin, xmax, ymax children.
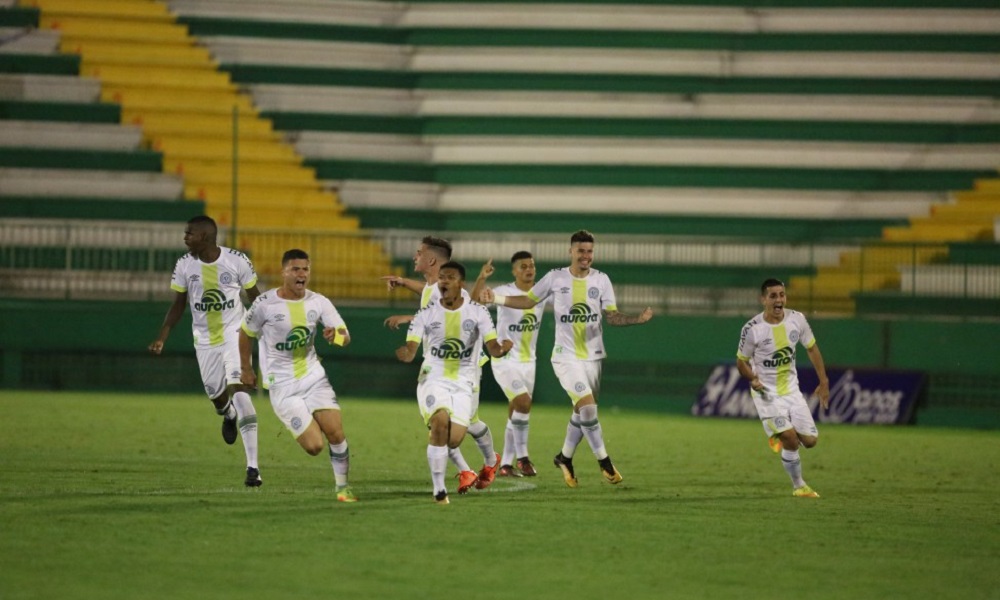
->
<box><xmin>148</xmin><ymin>215</ymin><xmax>262</xmax><ymax>487</ymax></box>
<box><xmin>395</xmin><ymin>261</ymin><xmax>513</xmax><ymax>504</ymax></box>
<box><xmin>239</xmin><ymin>249</ymin><xmax>357</xmax><ymax>503</ymax></box>
<box><xmin>480</xmin><ymin>230</ymin><xmax>653</xmax><ymax>488</ymax></box>
<box><xmin>736</xmin><ymin>278</ymin><xmax>830</xmax><ymax>498</ymax></box>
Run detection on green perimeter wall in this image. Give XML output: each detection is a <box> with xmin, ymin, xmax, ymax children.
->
<box><xmin>2</xmin><ymin>300</ymin><xmax>996</xmax><ymax>427</ymax></box>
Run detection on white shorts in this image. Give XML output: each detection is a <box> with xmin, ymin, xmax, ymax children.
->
<box><xmin>751</xmin><ymin>388</ymin><xmax>819</xmax><ymax>438</ymax></box>
<box><xmin>492</xmin><ymin>359</ymin><xmax>536</xmax><ymax>401</ymax></box>
<box><xmin>418</xmin><ymin>378</ymin><xmax>475</xmax><ymax>428</ymax></box>
<box><xmin>269</xmin><ymin>369</ymin><xmax>339</xmax><ymax>438</ymax></box>
<box><xmin>195</xmin><ymin>339</ymin><xmax>244</xmax><ymax>399</ymax></box>
<box><xmin>551</xmin><ymin>359</ymin><xmax>602</xmax><ymax>405</ymax></box>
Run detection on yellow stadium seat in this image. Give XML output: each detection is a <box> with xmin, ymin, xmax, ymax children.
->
<box><xmin>40</xmin><ymin>16</ymin><xmax>188</xmax><ymax>43</ymax></box>
<box><xmin>23</xmin><ymin>0</ymin><xmax>173</xmax><ymax>20</ymax></box>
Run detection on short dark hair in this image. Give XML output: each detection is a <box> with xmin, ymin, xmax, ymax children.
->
<box><xmin>188</xmin><ymin>215</ymin><xmax>217</xmax><ymax>239</ymax></box>
<box><xmin>439</xmin><ymin>261</ymin><xmax>465</xmax><ymax>280</ymax></box>
<box><xmin>282</xmin><ymin>249</ymin><xmax>309</xmax><ymax>265</ymax></box>
<box><xmin>760</xmin><ymin>278</ymin><xmax>785</xmax><ymax>295</ymax></box>
<box><xmin>422</xmin><ymin>236</ymin><xmax>453</xmax><ymax>260</ymax></box>
<box><xmin>511</xmin><ymin>250</ymin><xmax>533</xmax><ymax>264</ymax></box>
<box><xmin>570</xmin><ymin>230</ymin><xmax>594</xmax><ymax>245</ymax></box>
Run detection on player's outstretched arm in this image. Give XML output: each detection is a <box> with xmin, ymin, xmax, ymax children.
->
<box><xmin>384</xmin><ymin>314</ymin><xmax>414</xmax><ymax>329</ymax></box>
<box><xmin>238</xmin><ymin>329</ymin><xmax>256</xmax><ymax>388</ymax></box>
<box><xmin>806</xmin><ymin>344</ymin><xmax>830</xmax><ymax>409</ymax></box>
<box><xmin>483</xmin><ymin>287</ymin><xmax>538</xmax><ymax>309</ymax></box>
<box><xmin>395</xmin><ymin>341</ymin><xmax>420</xmax><ymax>363</ymax></box>
<box><xmin>148</xmin><ymin>291</ymin><xmax>188</xmax><ymax>354</ymax></box>
<box><xmin>381</xmin><ymin>275</ymin><xmax>423</xmax><ymax>296</ymax></box>
<box><xmin>486</xmin><ymin>338</ymin><xmax>514</xmax><ymax>359</ymax></box>
<box><xmin>605</xmin><ymin>307</ymin><xmax>653</xmax><ymax>326</ymax></box>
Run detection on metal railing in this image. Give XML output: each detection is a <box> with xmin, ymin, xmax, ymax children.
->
<box><xmin>2</xmin><ymin>219</ymin><xmax>998</xmax><ymax>315</ymax></box>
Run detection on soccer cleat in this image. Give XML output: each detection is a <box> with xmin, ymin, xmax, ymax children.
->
<box><xmin>475</xmin><ymin>453</ymin><xmax>501</xmax><ymax>490</ymax></box>
<box><xmin>516</xmin><ymin>457</ymin><xmax>537</xmax><ymax>477</ymax></box>
<box><xmin>244</xmin><ymin>467</ymin><xmax>262</xmax><ymax>488</ymax></box>
<box><xmin>456</xmin><ymin>470</ymin><xmax>478</xmax><ymax>494</ymax></box>
<box><xmin>768</xmin><ymin>435</ymin><xmax>782</xmax><ymax>454</ymax></box>
<box><xmin>434</xmin><ymin>490</ymin><xmax>450</xmax><ymax>505</ymax></box>
<box><xmin>598</xmin><ymin>456</ymin><xmax>623</xmax><ymax>484</ymax></box>
<box><xmin>498</xmin><ymin>465</ymin><xmax>522</xmax><ymax>478</ymax></box>
<box><xmin>553</xmin><ymin>452</ymin><xmax>578</xmax><ymax>488</ymax></box>
<box><xmin>222</xmin><ymin>412</ymin><xmax>238</xmax><ymax>445</ymax></box>
<box><xmin>336</xmin><ymin>486</ymin><xmax>358</xmax><ymax>503</ymax></box>
<box><xmin>793</xmin><ymin>485</ymin><xmax>820</xmax><ymax>498</ymax></box>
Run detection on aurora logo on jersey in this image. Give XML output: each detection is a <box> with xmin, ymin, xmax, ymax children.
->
<box><xmin>763</xmin><ymin>347</ymin><xmax>794</xmax><ymax>368</ymax></box>
<box><xmin>431</xmin><ymin>338</ymin><xmax>474</xmax><ymax>360</ymax></box>
<box><xmin>560</xmin><ymin>303</ymin><xmax>600</xmax><ymax>324</ymax></box>
<box><xmin>276</xmin><ymin>326</ymin><xmax>313</xmax><ymax>351</ymax></box>
<box><xmin>509</xmin><ymin>313</ymin><xmax>540</xmax><ymax>332</ymax></box>
<box><xmin>194</xmin><ymin>288</ymin><xmax>235</xmax><ymax>312</ymax></box>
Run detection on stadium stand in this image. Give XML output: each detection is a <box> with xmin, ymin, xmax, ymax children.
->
<box><xmin>166</xmin><ymin>0</ymin><xmax>999</xmax><ymax>314</ymax></box>
<box><xmin>1</xmin><ymin>0</ymin><xmax>400</xmax><ymax>298</ymax></box>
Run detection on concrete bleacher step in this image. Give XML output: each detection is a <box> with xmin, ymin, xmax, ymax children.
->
<box><xmin>101</xmin><ymin>86</ymin><xmax>256</xmax><ymax>115</ymax></box>
<box><xmin>882</xmin><ymin>222</ymin><xmax>992</xmax><ymax>242</ymax></box>
<box><xmin>337</xmin><ymin>180</ymin><xmax>440</xmax><ymax>209</ymax></box>
<box><xmin>0</xmin><ymin>167</ymin><xmax>182</xmax><ymax>200</ymax></box>
<box><xmin>187</xmin><ymin>184</ymin><xmax>342</xmax><ymax>209</ymax></box>
<box><xmin>0</xmin><ymin>268</ymin><xmax>172</xmax><ymax>301</ymax></box>
<box><xmin>294</xmin><ymin>131</ymin><xmax>430</xmax><ymax>163</ymax></box>
<box><xmin>163</xmin><ymin>159</ymin><xmax>319</xmax><ymax>188</ymax></box>
<box><xmin>151</xmin><ymin>137</ymin><xmax>300</xmax><ymax>163</ymax></box>
<box><xmin>170</xmin><ymin>0</ymin><xmax>401</xmax><ymax>27</ymax></box>
<box><xmin>0</xmin><ymin>98</ymin><xmax>119</xmax><ymax>122</ymax></box>
<box><xmin>0</xmin><ymin>27</ymin><xmax>60</xmax><ymax>54</ymax></box>
<box><xmin>39</xmin><ymin>15</ymin><xmax>188</xmax><ymax>44</ymax></box>
<box><xmin>202</xmin><ymin>36</ymin><xmax>408</xmax><ymax>71</ymax></box>
<box><xmin>0</xmin><ymin>195</ymin><xmax>203</xmax><ymax>222</ymax></box>
<box><xmin>80</xmin><ymin>64</ymin><xmax>234</xmax><ymax>91</ymax></box>
<box><xmin>249</xmin><ymin>84</ymin><xmax>417</xmax><ymax>115</ymax></box>
<box><xmin>60</xmin><ymin>40</ymin><xmax>215</xmax><ymax>69</ymax></box>
<box><xmin>204</xmin><ymin>206</ymin><xmax>359</xmax><ymax>231</ymax></box>
<box><xmin>123</xmin><ymin>111</ymin><xmax>277</xmax><ymax>141</ymax></box>
<box><xmin>0</xmin><ymin>120</ymin><xmax>142</xmax><ymax>151</ymax></box>
<box><xmin>0</xmin><ymin>73</ymin><xmax>100</xmax><ymax>102</ymax></box>
<box><xmin>27</xmin><ymin>0</ymin><xmax>175</xmax><ymax>21</ymax></box>
<box><xmin>418</xmin><ymin>137</ymin><xmax>1000</xmax><ymax>170</ymax></box>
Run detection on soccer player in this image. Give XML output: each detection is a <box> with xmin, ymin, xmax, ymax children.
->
<box><xmin>238</xmin><ymin>249</ymin><xmax>357</xmax><ymax>503</ymax></box>
<box><xmin>480</xmin><ymin>230</ymin><xmax>653</xmax><ymax>488</ymax></box>
<box><xmin>382</xmin><ymin>236</ymin><xmax>488</xmax><ymax>494</ymax></box>
<box><xmin>736</xmin><ymin>278</ymin><xmax>830</xmax><ymax>498</ymax></box>
<box><xmin>148</xmin><ymin>215</ymin><xmax>262</xmax><ymax>487</ymax></box>
<box><xmin>395</xmin><ymin>261</ymin><xmax>513</xmax><ymax>505</ymax></box>
<box><xmin>474</xmin><ymin>251</ymin><xmax>549</xmax><ymax>477</ymax></box>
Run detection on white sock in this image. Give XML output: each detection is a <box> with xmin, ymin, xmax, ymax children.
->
<box><xmin>501</xmin><ymin>420</ymin><xmax>516</xmax><ymax>466</ymax></box>
<box><xmin>427</xmin><ymin>444</ymin><xmax>448</xmax><ymax>495</ymax></box>
<box><xmin>231</xmin><ymin>391</ymin><xmax>258</xmax><ymax>469</ymax></box>
<box><xmin>577</xmin><ymin>404</ymin><xmax>608</xmax><ymax>460</ymax></box>
<box><xmin>511</xmin><ymin>410</ymin><xmax>530</xmax><ymax>458</ymax></box>
<box><xmin>449</xmin><ymin>446</ymin><xmax>471</xmax><ymax>473</ymax></box>
<box><xmin>561</xmin><ymin>412</ymin><xmax>584</xmax><ymax>459</ymax></box>
<box><xmin>467</xmin><ymin>420</ymin><xmax>496</xmax><ymax>466</ymax></box>
<box><xmin>781</xmin><ymin>448</ymin><xmax>806</xmax><ymax>488</ymax></box>
<box><xmin>329</xmin><ymin>440</ymin><xmax>350</xmax><ymax>488</ymax></box>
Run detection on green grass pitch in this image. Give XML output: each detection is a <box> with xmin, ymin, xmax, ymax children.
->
<box><xmin>1</xmin><ymin>391</ymin><xmax>997</xmax><ymax>600</ymax></box>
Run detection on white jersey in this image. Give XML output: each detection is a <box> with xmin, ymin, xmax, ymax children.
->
<box><xmin>170</xmin><ymin>247</ymin><xmax>258</xmax><ymax>348</ymax></box>
<box><xmin>241</xmin><ymin>289</ymin><xmax>347</xmax><ymax>388</ymax></box>
<box><xmin>406</xmin><ymin>299</ymin><xmax>497</xmax><ymax>385</ymax></box>
<box><xmin>492</xmin><ymin>281</ymin><xmax>548</xmax><ymax>364</ymax></box>
<box><xmin>736</xmin><ymin>310</ymin><xmax>816</xmax><ymax>397</ymax></box>
<box><xmin>527</xmin><ymin>267</ymin><xmax>616</xmax><ymax>362</ymax></box>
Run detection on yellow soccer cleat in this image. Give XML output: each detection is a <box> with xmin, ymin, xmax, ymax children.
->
<box><xmin>553</xmin><ymin>452</ymin><xmax>578</xmax><ymax>488</ymax></box>
<box><xmin>793</xmin><ymin>485</ymin><xmax>820</xmax><ymax>498</ymax></box>
<box><xmin>768</xmin><ymin>435</ymin><xmax>783</xmax><ymax>454</ymax></box>
<box><xmin>336</xmin><ymin>486</ymin><xmax>358</xmax><ymax>503</ymax></box>
<box><xmin>598</xmin><ymin>456</ymin><xmax>623</xmax><ymax>485</ymax></box>
<box><xmin>434</xmin><ymin>491</ymin><xmax>450</xmax><ymax>505</ymax></box>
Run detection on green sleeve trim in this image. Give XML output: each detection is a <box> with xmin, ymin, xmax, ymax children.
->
<box><xmin>170</xmin><ymin>283</ymin><xmax>186</xmax><ymax>293</ymax></box>
<box><xmin>243</xmin><ymin>276</ymin><xmax>258</xmax><ymax>290</ymax></box>
<box><xmin>736</xmin><ymin>352</ymin><xmax>750</xmax><ymax>361</ymax></box>
<box><xmin>406</xmin><ymin>334</ymin><xmax>421</xmax><ymax>344</ymax></box>
<box><xmin>241</xmin><ymin>322</ymin><xmax>258</xmax><ymax>338</ymax></box>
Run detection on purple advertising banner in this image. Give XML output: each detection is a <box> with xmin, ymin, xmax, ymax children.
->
<box><xmin>692</xmin><ymin>364</ymin><xmax>925</xmax><ymax>425</ymax></box>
